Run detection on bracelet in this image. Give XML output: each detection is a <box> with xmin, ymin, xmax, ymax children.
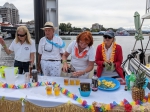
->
<box><xmin>62</xmin><ymin>60</ymin><xmax>67</xmax><ymax>64</ymax></box>
<box><xmin>2</xmin><ymin>45</ymin><xmax>7</xmax><ymax>48</ymax></box>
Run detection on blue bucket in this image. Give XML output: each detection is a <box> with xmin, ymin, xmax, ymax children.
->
<box><xmin>78</xmin><ymin>88</ymin><xmax>91</xmax><ymax>97</ymax></box>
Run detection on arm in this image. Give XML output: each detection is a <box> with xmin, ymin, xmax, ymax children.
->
<box><xmin>72</xmin><ymin>61</ymin><xmax>94</xmax><ymax>76</ymax></box>
<box><xmin>114</xmin><ymin>45</ymin><xmax>124</xmax><ymax>79</ymax></box>
<box><xmin>0</xmin><ymin>37</ymin><xmax>12</xmax><ymax>55</ymax></box>
<box><xmin>62</xmin><ymin>51</ymin><xmax>70</xmax><ymax>72</ymax></box>
<box><xmin>95</xmin><ymin>45</ymin><xmax>104</xmax><ymax>67</ymax></box>
<box><xmin>30</xmin><ymin>52</ymin><xmax>35</xmax><ymax>65</ymax></box>
<box><xmin>114</xmin><ymin>45</ymin><xmax>123</xmax><ymax>69</ymax></box>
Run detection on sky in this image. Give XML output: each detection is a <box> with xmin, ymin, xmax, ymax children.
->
<box><xmin>0</xmin><ymin>0</ymin><xmax>149</xmax><ymax>30</ymax></box>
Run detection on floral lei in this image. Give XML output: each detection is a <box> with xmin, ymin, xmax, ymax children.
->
<box><xmin>75</xmin><ymin>47</ymin><xmax>88</xmax><ymax>58</ymax></box>
<box><xmin>102</xmin><ymin>42</ymin><xmax>116</xmax><ymax>62</ymax></box>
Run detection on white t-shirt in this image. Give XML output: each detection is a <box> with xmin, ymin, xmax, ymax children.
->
<box><xmin>66</xmin><ymin>40</ymin><xmax>95</xmax><ymax>72</ymax></box>
<box><xmin>9</xmin><ymin>39</ymin><xmax>36</xmax><ymax>62</ymax></box>
<box><xmin>38</xmin><ymin>36</ymin><xmax>65</xmax><ymax>60</ymax></box>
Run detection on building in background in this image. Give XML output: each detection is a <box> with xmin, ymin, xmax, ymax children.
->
<box><xmin>92</xmin><ymin>23</ymin><xmax>103</xmax><ymax>31</ymax></box>
<box><xmin>0</xmin><ymin>2</ymin><xmax>19</xmax><ymax>25</ymax></box>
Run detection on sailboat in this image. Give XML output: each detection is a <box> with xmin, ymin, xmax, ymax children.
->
<box><xmin>122</xmin><ymin>0</ymin><xmax>150</xmax><ymax>82</ymax></box>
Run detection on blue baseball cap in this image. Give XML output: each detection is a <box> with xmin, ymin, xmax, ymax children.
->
<box><xmin>103</xmin><ymin>30</ymin><xmax>115</xmax><ymax>38</ymax></box>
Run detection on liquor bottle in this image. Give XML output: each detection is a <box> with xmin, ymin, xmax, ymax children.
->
<box><xmin>31</xmin><ymin>64</ymin><xmax>38</xmax><ymax>83</ymax></box>
<box><xmin>92</xmin><ymin>69</ymin><xmax>98</xmax><ymax>91</ymax></box>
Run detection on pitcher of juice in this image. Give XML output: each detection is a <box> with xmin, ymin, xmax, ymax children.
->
<box><xmin>46</xmin><ymin>86</ymin><xmax>52</xmax><ymax>95</ymax></box>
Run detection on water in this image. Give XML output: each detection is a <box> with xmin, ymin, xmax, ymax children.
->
<box><xmin>1</xmin><ymin>36</ymin><xmax>150</xmax><ymax>66</ymax></box>
<box><xmin>62</xmin><ymin>35</ymin><xmax>150</xmax><ymax>61</ymax></box>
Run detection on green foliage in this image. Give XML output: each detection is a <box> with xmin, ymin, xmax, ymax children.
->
<box><xmin>91</xmin><ymin>29</ymin><xmax>100</xmax><ymax>32</ymax></box>
<box><xmin>59</xmin><ymin>23</ymin><xmax>67</xmax><ymax>32</ymax></box>
<box><xmin>133</xmin><ymin>71</ymin><xmax>146</xmax><ymax>89</ymax></box>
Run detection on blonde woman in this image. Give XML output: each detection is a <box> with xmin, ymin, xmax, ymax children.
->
<box><xmin>95</xmin><ymin>30</ymin><xmax>125</xmax><ymax>79</ymax></box>
<box><xmin>0</xmin><ymin>26</ymin><xmax>36</xmax><ymax>74</ymax></box>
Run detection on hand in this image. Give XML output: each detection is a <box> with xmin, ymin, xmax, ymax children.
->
<box><xmin>62</xmin><ymin>63</ymin><xmax>69</xmax><ymax>72</ymax></box>
<box><xmin>106</xmin><ymin>60</ymin><xmax>112</xmax><ymax>65</ymax></box>
<box><xmin>72</xmin><ymin>71</ymin><xmax>85</xmax><ymax>77</ymax></box>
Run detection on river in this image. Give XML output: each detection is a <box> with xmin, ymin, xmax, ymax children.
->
<box><xmin>0</xmin><ymin>35</ymin><xmax>150</xmax><ymax>66</ymax></box>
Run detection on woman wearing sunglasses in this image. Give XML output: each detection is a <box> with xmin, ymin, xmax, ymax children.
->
<box><xmin>0</xmin><ymin>26</ymin><xmax>36</xmax><ymax>74</ymax></box>
<box><xmin>62</xmin><ymin>31</ymin><xmax>95</xmax><ymax>78</ymax></box>
<box><xmin>95</xmin><ymin>30</ymin><xmax>125</xmax><ymax>80</ymax></box>
<box><xmin>38</xmin><ymin>22</ymin><xmax>65</xmax><ymax>77</ymax></box>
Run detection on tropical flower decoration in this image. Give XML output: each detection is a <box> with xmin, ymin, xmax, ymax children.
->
<box><xmin>102</xmin><ymin>42</ymin><xmax>116</xmax><ymax>71</ymax></box>
<box><xmin>75</xmin><ymin>47</ymin><xmax>88</xmax><ymax>58</ymax></box>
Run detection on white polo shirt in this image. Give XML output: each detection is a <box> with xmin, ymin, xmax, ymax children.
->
<box><xmin>66</xmin><ymin>40</ymin><xmax>95</xmax><ymax>71</ymax></box>
<box><xmin>38</xmin><ymin>36</ymin><xmax>65</xmax><ymax>60</ymax></box>
<box><xmin>9</xmin><ymin>39</ymin><xmax>36</xmax><ymax>62</ymax></box>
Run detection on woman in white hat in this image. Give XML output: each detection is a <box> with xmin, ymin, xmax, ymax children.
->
<box><xmin>0</xmin><ymin>26</ymin><xmax>36</xmax><ymax>74</ymax></box>
<box><xmin>38</xmin><ymin>22</ymin><xmax>65</xmax><ymax>76</ymax></box>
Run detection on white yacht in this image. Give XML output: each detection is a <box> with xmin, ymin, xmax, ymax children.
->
<box><xmin>123</xmin><ymin>0</ymin><xmax>150</xmax><ymax>82</ymax></box>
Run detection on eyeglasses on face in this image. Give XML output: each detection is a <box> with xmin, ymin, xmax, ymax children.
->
<box><xmin>44</xmin><ymin>43</ymin><xmax>53</xmax><ymax>52</ymax></box>
<box><xmin>104</xmin><ymin>35</ymin><xmax>112</xmax><ymax>39</ymax></box>
<box><xmin>17</xmin><ymin>33</ymin><xmax>27</xmax><ymax>37</ymax></box>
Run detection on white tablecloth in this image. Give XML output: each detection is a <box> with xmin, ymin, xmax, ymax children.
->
<box><xmin>0</xmin><ymin>75</ymin><xmax>149</xmax><ymax>107</ymax></box>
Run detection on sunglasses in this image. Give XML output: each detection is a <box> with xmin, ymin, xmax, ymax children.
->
<box><xmin>104</xmin><ymin>36</ymin><xmax>112</xmax><ymax>39</ymax></box>
<box><xmin>17</xmin><ymin>33</ymin><xmax>27</xmax><ymax>37</ymax></box>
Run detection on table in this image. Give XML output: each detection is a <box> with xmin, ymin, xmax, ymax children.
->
<box><xmin>0</xmin><ymin>75</ymin><xmax>149</xmax><ymax>107</ymax></box>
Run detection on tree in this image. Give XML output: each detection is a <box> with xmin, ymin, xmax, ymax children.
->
<box><xmin>59</xmin><ymin>23</ymin><xmax>67</xmax><ymax>32</ymax></box>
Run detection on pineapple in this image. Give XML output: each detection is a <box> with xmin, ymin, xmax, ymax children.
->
<box><xmin>132</xmin><ymin>71</ymin><xmax>146</xmax><ymax>101</ymax></box>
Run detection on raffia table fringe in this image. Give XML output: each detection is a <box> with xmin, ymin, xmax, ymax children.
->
<box><xmin>24</xmin><ymin>101</ymin><xmax>91</xmax><ymax>112</ymax></box>
<box><xmin>0</xmin><ymin>99</ymin><xmax>22</xmax><ymax>112</ymax></box>
<box><xmin>97</xmin><ymin>103</ymin><xmax>125</xmax><ymax>112</ymax></box>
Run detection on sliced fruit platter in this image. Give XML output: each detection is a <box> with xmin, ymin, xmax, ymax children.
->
<box><xmin>98</xmin><ymin>77</ymin><xmax>120</xmax><ymax>91</ymax></box>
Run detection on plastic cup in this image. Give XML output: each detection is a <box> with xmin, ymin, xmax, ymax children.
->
<box><xmin>64</xmin><ymin>78</ymin><xmax>69</xmax><ymax>85</ymax></box>
<box><xmin>70</xmin><ymin>78</ymin><xmax>74</xmax><ymax>85</ymax></box>
<box><xmin>4</xmin><ymin>67</ymin><xmax>15</xmax><ymax>84</ymax></box>
<box><xmin>54</xmin><ymin>87</ymin><xmax>60</xmax><ymax>96</ymax></box>
<box><xmin>75</xmin><ymin>79</ymin><xmax>80</xmax><ymax>85</ymax></box>
<box><xmin>46</xmin><ymin>86</ymin><xmax>52</xmax><ymax>95</ymax></box>
<box><xmin>25</xmin><ymin>72</ymin><xmax>30</xmax><ymax>83</ymax></box>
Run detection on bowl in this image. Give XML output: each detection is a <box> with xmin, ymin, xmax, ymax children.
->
<box><xmin>78</xmin><ymin>88</ymin><xmax>91</xmax><ymax>97</ymax></box>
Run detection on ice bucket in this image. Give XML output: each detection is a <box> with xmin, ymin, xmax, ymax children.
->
<box><xmin>4</xmin><ymin>67</ymin><xmax>16</xmax><ymax>84</ymax></box>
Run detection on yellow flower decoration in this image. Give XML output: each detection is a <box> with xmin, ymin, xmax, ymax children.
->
<box><xmin>102</xmin><ymin>42</ymin><xmax>116</xmax><ymax>62</ymax></box>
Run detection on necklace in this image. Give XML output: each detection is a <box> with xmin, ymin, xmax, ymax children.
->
<box><xmin>46</xmin><ymin>36</ymin><xmax>65</xmax><ymax>48</ymax></box>
<box><xmin>102</xmin><ymin>42</ymin><xmax>116</xmax><ymax>62</ymax></box>
<box><xmin>74</xmin><ymin>47</ymin><xmax>88</xmax><ymax>58</ymax></box>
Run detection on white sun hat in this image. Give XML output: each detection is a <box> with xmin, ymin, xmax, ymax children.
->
<box><xmin>41</xmin><ymin>22</ymin><xmax>57</xmax><ymax>30</ymax></box>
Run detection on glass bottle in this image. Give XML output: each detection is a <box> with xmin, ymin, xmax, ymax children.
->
<box><xmin>92</xmin><ymin>69</ymin><xmax>98</xmax><ymax>91</ymax></box>
<box><xmin>31</xmin><ymin>64</ymin><xmax>38</xmax><ymax>83</ymax></box>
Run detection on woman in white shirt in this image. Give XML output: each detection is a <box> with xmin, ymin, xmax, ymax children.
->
<box><xmin>0</xmin><ymin>26</ymin><xmax>36</xmax><ymax>74</ymax></box>
<box><xmin>62</xmin><ymin>31</ymin><xmax>95</xmax><ymax>78</ymax></box>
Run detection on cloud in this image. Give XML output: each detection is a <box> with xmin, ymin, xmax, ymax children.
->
<box><xmin>0</xmin><ymin>0</ymin><xmax>148</xmax><ymax>28</ymax></box>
